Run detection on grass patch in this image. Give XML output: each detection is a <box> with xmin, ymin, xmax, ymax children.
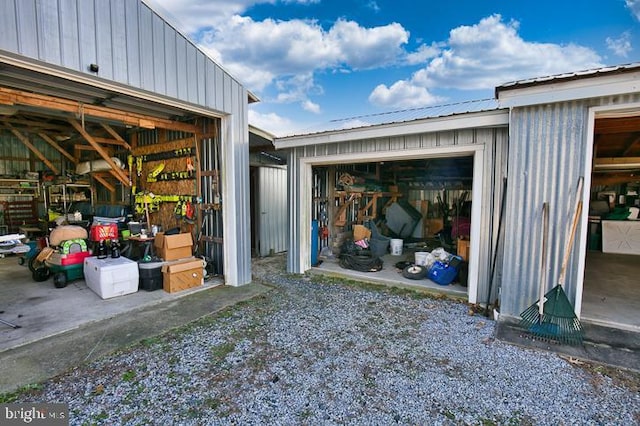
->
<box><xmin>0</xmin><ymin>383</ymin><xmax>43</xmax><ymax>403</ymax></box>
<box><xmin>210</xmin><ymin>342</ymin><xmax>236</xmax><ymax>363</ymax></box>
<box><xmin>121</xmin><ymin>370</ymin><xmax>136</xmax><ymax>382</ymax></box>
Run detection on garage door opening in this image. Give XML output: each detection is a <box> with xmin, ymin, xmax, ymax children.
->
<box><xmin>582</xmin><ymin>112</ymin><xmax>640</xmax><ymax>331</ymax></box>
<box><xmin>310</xmin><ymin>155</ymin><xmax>474</xmax><ymax>297</ymax></box>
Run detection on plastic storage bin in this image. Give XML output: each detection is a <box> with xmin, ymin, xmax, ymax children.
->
<box><xmin>427</xmin><ymin>255</ymin><xmax>462</xmax><ymax>285</ymax></box>
<box><xmin>138</xmin><ymin>261</ymin><xmax>163</xmax><ymax>291</ymax></box>
<box><xmin>84</xmin><ymin>256</ymin><xmax>139</xmax><ymax>299</ymax></box>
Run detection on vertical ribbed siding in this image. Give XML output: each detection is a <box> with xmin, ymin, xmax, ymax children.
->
<box><xmin>500</xmin><ymin>93</ymin><xmax>640</xmax><ymax>317</ymax></box>
<box><xmin>501</xmin><ymin>103</ymin><xmax>584</xmax><ymax>318</ymax></box>
<box><xmin>258</xmin><ymin>166</ymin><xmax>288</xmax><ymax>256</ymax></box>
<box><xmin>0</xmin><ymin>0</ymin><xmax>246</xmax><ymax>115</ymax></box>
<box><xmin>286</xmin><ymin>127</ymin><xmax>509</xmax><ymax>304</ymax></box>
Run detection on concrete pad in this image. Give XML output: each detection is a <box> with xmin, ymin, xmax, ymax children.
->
<box><xmin>0</xmin><ymin>254</ymin><xmax>272</xmax><ymax>393</ymax></box>
<box><xmin>495</xmin><ymin>318</ymin><xmax>640</xmax><ymax>372</ymax></box>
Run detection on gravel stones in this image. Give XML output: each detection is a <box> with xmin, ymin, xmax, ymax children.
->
<box><xmin>12</xmin><ymin>256</ymin><xmax>640</xmax><ymax>425</ymax></box>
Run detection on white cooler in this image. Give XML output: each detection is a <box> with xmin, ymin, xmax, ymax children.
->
<box><xmin>84</xmin><ymin>256</ymin><xmax>139</xmax><ymax>299</ymax></box>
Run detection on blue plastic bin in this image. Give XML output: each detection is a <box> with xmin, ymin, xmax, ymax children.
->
<box><xmin>427</xmin><ymin>256</ymin><xmax>462</xmax><ymax>285</ymax></box>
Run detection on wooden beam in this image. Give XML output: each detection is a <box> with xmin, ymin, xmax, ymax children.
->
<box><xmin>3</xmin><ymin>117</ymin><xmax>71</xmax><ymax>132</ymax></box>
<box><xmin>38</xmin><ymin>132</ymin><xmax>76</xmax><ymax>164</ymax></box>
<box><xmin>0</xmin><ymin>86</ymin><xmax>199</xmax><ymax>133</ymax></box>
<box><xmin>93</xmin><ymin>136</ymin><xmax>130</xmax><ymax>147</ymax></box>
<box><xmin>68</xmin><ymin>119</ymin><xmax>130</xmax><ymax>187</ymax></box>
<box><xmin>92</xmin><ymin>173</ymin><xmax>116</xmax><ymax>193</ymax></box>
<box><xmin>622</xmin><ymin>135</ymin><xmax>640</xmax><ymax>157</ymax></box>
<box><xmin>595</xmin><ymin>157</ymin><xmax>640</xmax><ymax>166</ymax></box>
<box><xmin>100</xmin><ymin>123</ymin><xmax>132</xmax><ymax>151</ymax></box>
<box><xmin>3</xmin><ymin>122</ymin><xmax>59</xmax><ymax>174</ymax></box>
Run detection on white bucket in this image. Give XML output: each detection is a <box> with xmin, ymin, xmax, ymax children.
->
<box><xmin>414</xmin><ymin>251</ymin><xmax>429</xmax><ymax>266</ymax></box>
<box><xmin>390</xmin><ymin>239</ymin><xmax>403</xmax><ymax>255</ymax></box>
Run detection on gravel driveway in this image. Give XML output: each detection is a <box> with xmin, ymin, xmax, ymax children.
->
<box><xmin>7</xmin><ymin>255</ymin><xmax>640</xmax><ymax>425</ymax></box>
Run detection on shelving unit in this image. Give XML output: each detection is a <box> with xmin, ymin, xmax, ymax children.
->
<box><xmin>0</xmin><ymin>178</ymin><xmax>40</xmax><ymax>199</ymax></box>
<box><xmin>45</xmin><ymin>183</ymin><xmax>93</xmax><ymax>216</ymax></box>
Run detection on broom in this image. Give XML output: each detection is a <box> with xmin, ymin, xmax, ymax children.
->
<box><xmin>520</xmin><ymin>178</ymin><xmax>584</xmax><ymax>345</ymax></box>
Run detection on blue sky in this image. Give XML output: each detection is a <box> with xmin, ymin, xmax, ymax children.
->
<box><xmin>149</xmin><ymin>0</ymin><xmax>640</xmax><ymax>136</ymax></box>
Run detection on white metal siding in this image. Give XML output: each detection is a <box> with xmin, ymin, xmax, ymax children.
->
<box><xmin>0</xmin><ymin>0</ymin><xmax>246</xmax><ymax>115</ymax></box>
<box><xmin>258</xmin><ymin>167</ymin><xmax>288</xmax><ymax>256</ymax></box>
<box><xmin>286</xmin><ymin>127</ymin><xmax>509</xmax><ymax>304</ymax></box>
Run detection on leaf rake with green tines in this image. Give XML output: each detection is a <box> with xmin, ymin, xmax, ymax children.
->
<box><xmin>520</xmin><ymin>177</ymin><xmax>585</xmax><ymax>346</ymax></box>
<box><xmin>521</xmin><ymin>284</ymin><xmax>584</xmax><ymax>345</ymax></box>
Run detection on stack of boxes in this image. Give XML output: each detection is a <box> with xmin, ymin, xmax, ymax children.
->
<box><xmin>153</xmin><ymin>232</ymin><xmax>203</xmax><ymax>293</ymax></box>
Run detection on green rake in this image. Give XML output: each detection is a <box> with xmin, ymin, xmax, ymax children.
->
<box><xmin>520</xmin><ymin>179</ymin><xmax>584</xmax><ymax>346</ymax></box>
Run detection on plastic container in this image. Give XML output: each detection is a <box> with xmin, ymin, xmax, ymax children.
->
<box><xmin>427</xmin><ymin>256</ymin><xmax>462</xmax><ymax>286</ymax></box>
<box><xmin>414</xmin><ymin>251</ymin><xmax>429</xmax><ymax>266</ymax></box>
<box><xmin>84</xmin><ymin>256</ymin><xmax>139</xmax><ymax>299</ymax></box>
<box><xmin>138</xmin><ymin>261</ymin><xmax>164</xmax><ymax>291</ymax></box>
<box><xmin>390</xmin><ymin>239</ymin><xmax>403</xmax><ymax>255</ymax></box>
<box><xmin>369</xmin><ymin>238</ymin><xmax>390</xmax><ymax>257</ymax></box>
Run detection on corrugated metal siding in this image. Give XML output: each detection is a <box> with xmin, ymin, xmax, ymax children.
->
<box><xmin>0</xmin><ymin>131</ymin><xmax>67</xmax><ymax>175</ymax></box>
<box><xmin>258</xmin><ymin>167</ymin><xmax>288</xmax><ymax>256</ymax></box>
<box><xmin>500</xmin><ymin>93</ymin><xmax>640</xmax><ymax>318</ymax></box>
<box><xmin>0</xmin><ymin>0</ymin><xmax>245</xmax><ymax>115</ymax></box>
<box><xmin>287</xmin><ymin>127</ymin><xmax>509</xmax><ymax>304</ymax></box>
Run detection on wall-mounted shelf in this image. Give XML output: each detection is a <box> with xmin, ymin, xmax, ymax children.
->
<box><xmin>0</xmin><ymin>178</ymin><xmax>40</xmax><ymax>198</ymax></box>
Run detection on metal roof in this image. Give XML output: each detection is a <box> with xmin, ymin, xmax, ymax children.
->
<box><xmin>283</xmin><ymin>98</ymin><xmax>501</xmax><ymax>138</ymax></box>
<box><xmin>496</xmin><ymin>62</ymin><xmax>640</xmax><ymax>96</ymax></box>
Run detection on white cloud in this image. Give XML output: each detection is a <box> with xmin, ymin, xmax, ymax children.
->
<box><xmin>369</xmin><ymin>14</ymin><xmax>603</xmax><ymax>108</ymax></box>
<box><xmin>248</xmin><ymin>109</ymin><xmax>300</xmax><ymax>137</ymax></box>
<box><xmin>369</xmin><ymin>80</ymin><xmax>444</xmax><ymax>108</ymax></box>
<box><xmin>194</xmin><ymin>16</ymin><xmax>409</xmax><ymax>92</ymax></box>
<box><xmin>405</xmin><ymin>43</ymin><xmax>442</xmax><ymax>65</ymax></box>
<box><xmin>302</xmin><ymin>100</ymin><xmax>321</xmax><ymax>114</ymax></box>
<box><xmin>607</xmin><ymin>32</ymin><xmax>633</xmax><ymax>57</ymax></box>
<box><xmin>626</xmin><ymin>0</ymin><xmax>640</xmax><ymax>21</ymax></box>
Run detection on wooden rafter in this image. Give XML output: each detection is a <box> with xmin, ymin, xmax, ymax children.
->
<box><xmin>622</xmin><ymin>135</ymin><xmax>640</xmax><ymax>157</ymax></box>
<box><xmin>92</xmin><ymin>173</ymin><xmax>116</xmax><ymax>193</ymax></box>
<box><xmin>37</xmin><ymin>132</ymin><xmax>76</xmax><ymax>163</ymax></box>
<box><xmin>3</xmin><ymin>122</ymin><xmax>59</xmax><ymax>174</ymax></box>
<box><xmin>100</xmin><ymin>123</ymin><xmax>132</xmax><ymax>150</ymax></box>
<box><xmin>68</xmin><ymin>119</ymin><xmax>130</xmax><ymax>187</ymax></box>
<box><xmin>0</xmin><ymin>86</ymin><xmax>198</xmax><ymax>134</ymax></box>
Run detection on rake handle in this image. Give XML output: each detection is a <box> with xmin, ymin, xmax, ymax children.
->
<box><xmin>558</xmin><ymin>176</ymin><xmax>584</xmax><ymax>287</ymax></box>
<box><xmin>538</xmin><ymin>202</ymin><xmax>549</xmax><ymax>316</ymax></box>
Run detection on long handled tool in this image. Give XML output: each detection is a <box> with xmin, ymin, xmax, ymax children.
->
<box><xmin>520</xmin><ymin>202</ymin><xmax>549</xmax><ymax>328</ymax></box>
<box><xmin>520</xmin><ymin>177</ymin><xmax>584</xmax><ymax>345</ymax></box>
<box><xmin>485</xmin><ymin>177</ymin><xmax>507</xmax><ymax>317</ymax></box>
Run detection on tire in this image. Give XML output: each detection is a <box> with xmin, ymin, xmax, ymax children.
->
<box><xmin>402</xmin><ymin>264</ymin><xmax>428</xmax><ymax>280</ymax></box>
<box><xmin>28</xmin><ymin>251</ymin><xmax>42</xmax><ymax>273</ymax></box>
<box><xmin>53</xmin><ymin>272</ymin><xmax>67</xmax><ymax>288</ymax></box>
<box><xmin>18</xmin><ymin>257</ymin><xmax>25</xmax><ymax>265</ymax></box>
<box><xmin>32</xmin><ymin>267</ymin><xmax>51</xmax><ymax>282</ymax></box>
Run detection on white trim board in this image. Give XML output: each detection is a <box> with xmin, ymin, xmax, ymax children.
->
<box><xmin>275</xmin><ymin>110</ymin><xmax>508</xmax><ymax>149</ymax></box>
<box><xmin>577</xmin><ymin>103</ymin><xmax>640</xmax><ymax>319</ymax></box>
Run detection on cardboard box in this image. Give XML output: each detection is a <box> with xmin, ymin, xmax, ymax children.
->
<box><xmin>154</xmin><ymin>232</ymin><xmax>193</xmax><ymax>261</ymax></box>
<box><xmin>457</xmin><ymin>238</ymin><xmax>470</xmax><ymax>261</ymax></box>
<box><xmin>84</xmin><ymin>256</ymin><xmax>139</xmax><ymax>299</ymax></box>
<box><xmin>162</xmin><ymin>257</ymin><xmax>203</xmax><ymax>293</ymax></box>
